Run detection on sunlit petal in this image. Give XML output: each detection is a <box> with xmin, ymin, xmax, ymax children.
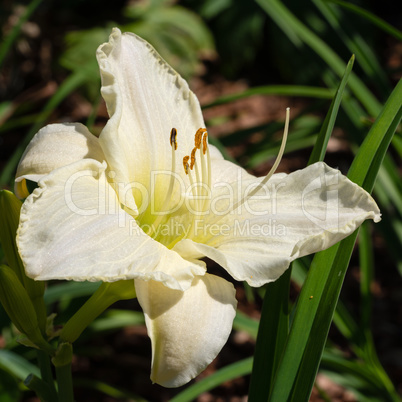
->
<box><xmin>174</xmin><ymin>162</ymin><xmax>381</xmax><ymax>287</ymax></box>
<box><xmin>15</xmin><ymin>123</ymin><xmax>104</xmax><ymax>198</ymax></box>
<box><xmin>135</xmin><ymin>274</ymin><xmax>237</xmax><ymax>387</ymax></box>
<box><xmin>97</xmin><ymin>28</ymin><xmax>206</xmax><ymax>211</ymax></box>
<box><xmin>17</xmin><ymin>159</ymin><xmax>205</xmax><ymax>290</ymax></box>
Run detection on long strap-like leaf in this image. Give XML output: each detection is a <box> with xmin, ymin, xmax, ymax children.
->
<box><xmin>268</xmin><ymin>79</ymin><xmax>402</xmax><ymax>402</ymax></box>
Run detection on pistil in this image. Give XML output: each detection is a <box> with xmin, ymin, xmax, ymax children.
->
<box><xmin>227</xmin><ymin>107</ymin><xmax>290</xmax><ymax>216</ymax></box>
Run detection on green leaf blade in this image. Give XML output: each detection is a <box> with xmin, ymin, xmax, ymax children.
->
<box><xmin>267</xmin><ymin>79</ymin><xmax>402</xmax><ymax>402</ymax></box>
<box><xmin>308</xmin><ymin>54</ymin><xmax>354</xmax><ymax>165</ymax></box>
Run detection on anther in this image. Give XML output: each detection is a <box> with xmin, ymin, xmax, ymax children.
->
<box><xmin>202</xmin><ymin>131</ymin><xmax>208</xmax><ymax>155</ymax></box>
<box><xmin>183</xmin><ymin>156</ymin><xmax>190</xmax><ymax>174</ymax></box>
<box><xmin>170</xmin><ymin>128</ymin><xmax>178</xmax><ymax>150</ymax></box>
<box><xmin>190</xmin><ymin>147</ymin><xmax>197</xmax><ymax>170</ymax></box>
<box><xmin>194</xmin><ymin>128</ymin><xmax>204</xmax><ymax>149</ymax></box>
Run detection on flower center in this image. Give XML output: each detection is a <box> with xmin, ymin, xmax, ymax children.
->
<box><xmin>145</xmin><ymin>127</ymin><xmax>211</xmax><ymax>240</ymax></box>
<box><xmin>144</xmin><ymin>107</ymin><xmax>289</xmax><ymax>246</ymax></box>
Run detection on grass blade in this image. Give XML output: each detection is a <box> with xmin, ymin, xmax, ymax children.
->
<box><xmin>312</xmin><ymin>0</ymin><xmax>390</xmax><ymax>96</ymax></box>
<box><xmin>0</xmin><ymin>0</ymin><xmax>44</xmax><ymax>68</ymax></box>
<box><xmin>233</xmin><ymin>311</ymin><xmax>259</xmax><ymax>339</ymax></box>
<box><xmin>170</xmin><ymin>357</ymin><xmax>253</xmax><ymax>402</ymax></box>
<box><xmin>248</xmin><ymin>269</ymin><xmax>291</xmax><ymax>401</ymax></box>
<box><xmin>308</xmin><ymin>54</ymin><xmax>354</xmax><ymax>165</ymax></box>
<box><xmin>268</xmin><ymin>79</ymin><xmax>402</xmax><ymax>402</ymax></box>
<box><xmin>347</xmin><ymin>79</ymin><xmax>402</xmax><ymax>192</ymax></box>
<box><xmin>328</xmin><ymin>0</ymin><xmax>402</xmax><ymax>41</ymax></box>
<box><xmin>202</xmin><ymin>85</ymin><xmax>333</xmax><ymax>109</ymax></box>
<box><xmin>0</xmin><ymin>349</ymin><xmax>40</xmax><ymax>380</ymax></box>
<box><xmin>0</xmin><ymin>71</ymin><xmax>88</xmax><ymax>187</ymax></box>
<box><xmin>358</xmin><ymin>222</ymin><xmax>374</xmax><ymax>337</ymax></box>
<box><xmin>73</xmin><ymin>378</ymin><xmax>147</xmax><ymax>402</ymax></box>
<box><xmin>86</xmin><ymin>309</ymin><xmax>144</xmax><ymax>334</ymax></box>
<box><xmin>255</xmin><ymin>0</ymin><xmax>382</xmax><ymax>116</ymax></box>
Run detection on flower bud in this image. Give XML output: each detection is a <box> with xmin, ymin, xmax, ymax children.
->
<box><xmin>0</xmin><ymin>190</ymin><xmax>45</xmax><ymax>300</ymax></box>
<box><xmin>0</xmin><ymin>265</ymin><xmax>53</xmax><ymax>353</ymax></box>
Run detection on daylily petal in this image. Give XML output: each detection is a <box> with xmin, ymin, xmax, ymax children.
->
<box><xmin>174</xmin><ymin>162</ymin><xmax>381</xmax><ymax>287</ymax></box>
<box><xmin>135</xmin><ymin>274</ymin><xmax>237</xmax><ymax>387</ymax></box>
<box><xmin>96</xmin><ymin>28</ymin><xmax>206</xmax><ymax>211</ymax></box>
<box><xmin>17</xmin><ymin>159</ymin><xmax>205</xmax><ymax>290</ymax></box>
<box><xmin>15</xmin><ymin>123</ymin><xmax>104</xmax><ymax>198</ymax></box>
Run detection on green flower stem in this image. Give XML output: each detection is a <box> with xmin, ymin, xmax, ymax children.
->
<box><xmin>55</xmin><ymin>364</ymin><xmax>74</xmax><ymax>402</ymax></box>
<box><xmin>55</xmin><ymin>363</ymin><xmax>74</xmax><ymax>402</ymax></box>
<box><xmin>37</xmin><ymin>350</ymin><xmax>57</xmax><ymax>394</ymax></box>
<box><xmin>52</xmin><ymin>343</ymin><xmax>74</xmax><ymax>402</ymax></box>
<box><xmin>24</xmin><ymin>373</ymin><xmax>58</xmax><ymax>402</ymax></box>
<box><xmin>60</xmin><ymin>280</ymin><xmax>136</xmax><ymax>343</ymax></box>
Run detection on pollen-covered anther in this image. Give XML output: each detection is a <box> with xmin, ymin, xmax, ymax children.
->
<box><xmin>194</xmin><ymin>129</ymin><xmax>203</xmax><ymax>149</ymax></box>
<box><xmin>190</xmin><ymin>147</ymin><xmax>197</xmax><ymax>170</ymax></box>
<box><xmin>170</xmin><ymin>128</ymin><xmax>178</xmax><ymax>150</ymax></box>
<box><xmin>202</xmin><ymin>131</ymin><xmax>208</xmax><ymax>155</ymax></box>
<box><xmin>183</xmin><ymin>156</ymin><xmax>190</xmax><ymax>174</ymax></box>
<box><xmin>194</xmin><ymin>128</ymin><xmax>206</xmax><ymax>147</ymax></box>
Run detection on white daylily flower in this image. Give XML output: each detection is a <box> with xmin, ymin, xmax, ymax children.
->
<box><xmin>16</xmin><ymin>28</ymin><xmax>380</xmax><ymax>387</ymax></box>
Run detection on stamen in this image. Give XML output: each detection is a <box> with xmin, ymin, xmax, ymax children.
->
<box><xmin>188</xmin><ymin>145</ymin><xmax>201</xmax><ymax>204</ymax></box>
<box><xmin>183</xmin><ymin>156</ymin><xmax>198</xmax><ymax>206</ymax></box>
<box><xmin>193</xmin><ymin>153</ymin><xmax>201</xmax><ymax>199</ymax></box>
<box><xmin>204</xmin><ymin>136</ymin><xmax>212</xmax><ymax>211</ymax></box>
<box><xmin>199</xmin><ymin>133</ymin><xmax>207</xmax><ymax>199</ymax></box>
<box><xmin>199</xmin><ymin>130</ymin><xmax>211</xmax><ymax>213</ymax></box>
<box><xmin>186</xmin><ymin>161</ymin><xmax>198</xmax><ymax>205</ymax></box>
<box><xmin>206</xmin><ymin>142</ymin><xmax>211</xmax><ymax>189</ymax></box>
<box><xmin>147</xmin><ymin>128</ymin><xmax>179</xmax><ymax>236</ymax></box>
<box><xmin>202</xmin><ymin>132</ymin><xmax>208</xmax><ymax>155</ymax></box>
<box><xmin>169</xmin><ymin>128</ymin><xmax>211</xmax><ymax>245</ymax></box>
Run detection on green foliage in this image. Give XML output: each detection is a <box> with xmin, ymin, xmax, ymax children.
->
<box><xmin>0</xmin><ymin>370</ymin><xmax>21</xmax><ymax>402</ymax></box>
<box><xmin>123</xmin><ymin>0</ymin><xmax>215</xmax><ymax>79</ymax></box>
<box><xmin>0</xmin><ymin>0</ymin><xmax>43</xmax><ymax>69</ymax></box>
<box><xmin>184</xmin><ymin>0</ymin><xmax>265</xmax><ymax>77</ymax></box>
<box><xmin>60</xmin><ymin>0</ymin><xmax>215</xmax><ymax>92</ymax></box>
<box><xmin>59</xmin><ymin>26</ymin><xmax>114</xmax><ymax>101</ymax></box>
